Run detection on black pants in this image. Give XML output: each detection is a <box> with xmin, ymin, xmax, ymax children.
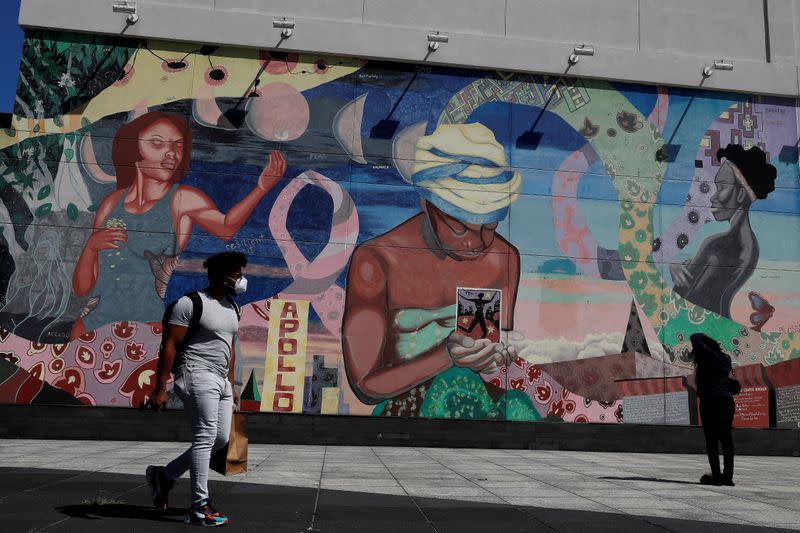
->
<box><xmin>699</xmin><ymin>395</ymin><xmax>735</xmax><ymax>480</ymax></box>
<box><xmin>461</xmin><ymin>314</ymin><xmax>488</xmax><ymax>338</ymax></box>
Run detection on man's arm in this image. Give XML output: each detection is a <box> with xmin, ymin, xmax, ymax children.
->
<box><xmin>150</xmin><ymin>322</ymin><xmax>188</xmax><ymax>411</ymax></box>
<box><xmin>229</xmin><ymin>335</ymin><xmax>239</xmax><ymax>406</ymax></box>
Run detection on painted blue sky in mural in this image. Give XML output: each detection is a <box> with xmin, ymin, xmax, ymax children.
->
<box><xmin>157</xmin><ymin>61</ymin><xmax>799</xmax><ymax>299</ymax></box>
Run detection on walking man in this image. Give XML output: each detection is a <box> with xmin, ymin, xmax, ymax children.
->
<box><xmin>146</xmin><ymin>251</ymin><xmax>248</xmax><ymax>526</ymax></box>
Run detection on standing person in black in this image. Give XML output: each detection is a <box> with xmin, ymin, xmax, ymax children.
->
<box><xmin>459</xmin><ymin>293</ymin><xmax>491</xmax><ymax>338</ymax></box>
<box><xmin>690</xmin><ymin>333</ymin><xmax>736</xmax><ymax>486</ymax></box>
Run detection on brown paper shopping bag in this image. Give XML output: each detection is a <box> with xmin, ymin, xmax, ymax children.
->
<box><xmin>210</xmin><ymin>412</ymin><xmax>248</xmax><ymax>476</ymax></box>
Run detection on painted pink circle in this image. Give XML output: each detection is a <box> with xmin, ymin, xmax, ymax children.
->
<box><xmin>245</xmin><ymin>82</ymin><xmax>309</xmax><ymax>142</ymax></box>
<box><xmin>161</xmin><ymin>58</ymin><xmax>188</xmax><ymax>73</ymax></box>
<box><xmin>259</xmin><ymin>51</ymin><xmax>299</xmax><ymax>75</ymax></box>
<box><xmin>204</xmin><ymin>65</ymin><xmax>229</xmax><ymax>86</ymax></box>
<box><xmin>113</xmin><ymin>64</ymin><xmax>135</xmax><ymax>87</ymax></box>
<box><xmin>313</xmin><ymin>59</ymin><xmax>329</xmax><ymax>74</ymax></box>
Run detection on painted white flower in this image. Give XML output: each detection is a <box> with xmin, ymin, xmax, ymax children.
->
<box><xmin>34</xmin><ymin>99</ymin><xmax>44</xmax><ymax>116</ymax></box>
<box><xmin>58</xmin><ymin>72</ymin><xmax>75</xmax><ymax>89</ymax></box>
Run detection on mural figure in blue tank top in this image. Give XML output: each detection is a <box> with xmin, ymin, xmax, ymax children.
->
<box><xmin>71</xmin><ymin>112</ymin><xmax>286</xmax><ymax>338</ymax></box>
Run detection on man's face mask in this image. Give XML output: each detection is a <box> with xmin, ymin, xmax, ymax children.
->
<box><xmin>226</xmin><ymin>275</ymin><xmax>248</xmax><ymax>295</ymax></box>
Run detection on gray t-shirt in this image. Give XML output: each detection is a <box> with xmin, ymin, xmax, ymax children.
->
<box><xmin>169</xmin><ymin>290</ymin><xmax>239</xmax><ymax>377</ymax></box>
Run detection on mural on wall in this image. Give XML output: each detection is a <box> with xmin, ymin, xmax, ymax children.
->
<box><xmin>1</xmin><ymin>30</ymin><xmax>799</xmax><ymax>428</ymax></box>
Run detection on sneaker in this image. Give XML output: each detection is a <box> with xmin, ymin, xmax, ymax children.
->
<box><xmin>145</xmin><ymin>465</ymin><xmax>175</xmax><ymax>512</ymax></box>
<box><xmin>184</xmin><ymin>500</ymin><xmax>229</xmax><ymax>527</ymax></box>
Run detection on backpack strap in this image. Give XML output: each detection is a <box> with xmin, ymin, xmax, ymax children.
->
<box><xmin>163</xmin><ymin>291</ymin><xmax>203</xmax><ymax>373</ymax></box>
<box><xmin>186</xmin><ymin>291</ymin><xmax>203</xmax><ymax>337</ymax></box>
<box><xmin>226</xmin><ymin>295</ymin><xmax>242</xmax><ymax>321</ymax></box>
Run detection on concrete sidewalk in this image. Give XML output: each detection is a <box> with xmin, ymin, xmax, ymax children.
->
<box><xmin>1</xmin><ymin>439</ymin><xmax>798</xmax><ymax>532</ymax></box>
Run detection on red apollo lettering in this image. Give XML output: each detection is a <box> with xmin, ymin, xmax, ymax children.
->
<box><xmin>277</xmin><ymin>354</ymin><xmax>295</xmax><ymax>372</ymax></box>
<box><xmin>278</xmin><ymin>337</ymin><xmax>297</xmax><ymax>355</ymax></box>
<box><xmin>279</xmin><ymin>319</ymin><xmax>299</xmax><ymax>337</ymax></box>
<box><xmin>281</xmin><ymin>302</ymin><xmax>299</xmax><ymax>319</ymax></box>
<box><xmin>275</xmin><ymin>373</ymin><xmax>294</xmax><ymax>392</ymax></box>
<box><xmin>273</xmin><ymin>392</ymin><xmax>293</xmax><ymax>411</ymax></box>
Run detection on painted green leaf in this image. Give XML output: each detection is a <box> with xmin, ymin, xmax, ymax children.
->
<box><xmin>67</xmin><ymin>203</ymin><xmax>78</xmax><ymax>221</ymax></box>
<box><xmin>35</xmin><ymin>203</ymin><xmax>52</xmax><ymax>217</ymax></box>
<box><xmin>80</xmin><ymin>117</ymin><xmax>91</xmax><ymax>129</ymax></box>
<box><xmin>33</xmin><ymin>123</ymin><xmax>40</xmax><ymax>133</ymax></box>
<box><xmin>65</xmin><ymin>148</ymin><xmax>74</xmax><ymax>162</ymax></box>
<box><xmin>65</xmin><ymin>132</ymin><xmax>75</xmax><ymax>144</ymax></box>
<box><xmin>53</xmin><ymin>115</ymin><xmax>64</xmax><ymax>128</ymax></box>
<box><xmin>37</xmin><ymin>185</ymin><xmax>51</xmax><ymax>200</ymax></box>
<box><xmin>55</xmin><ymin>41</ymin><xmax>71</xmax><ymax>54</ymax></box>
<box><xmin>87</xmin><ymin>204</ymin><xmax>98</xmax><ymax>213</ymax></box>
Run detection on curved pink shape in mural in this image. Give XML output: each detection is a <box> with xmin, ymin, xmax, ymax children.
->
<box><xmin>552</xmin><ymin>148</ymin><xmax>601</xmax><ymax>277</ymax></box>
<box><xmin>551</xmin><ymin>86</ymin><xmax>670</xmax><ymax>277</ymax></box>
<box><xmin>648</xmin><ymin>86</ymin><xmax>669</xmax><ymax>132</ymax></box>
<box><xmin>270</xmin><ymin>171</ymin><xmax>359</xmax><ymax>338</ymax></box>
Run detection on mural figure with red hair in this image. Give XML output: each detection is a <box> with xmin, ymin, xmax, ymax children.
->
<box><xmin>71</xmin><ymin>111</ymin><xmax>286</xmax><ymax>338</ymax></box>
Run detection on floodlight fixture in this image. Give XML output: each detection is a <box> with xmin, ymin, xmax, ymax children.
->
<box><xmin>427</xmin><ymin>32</ymin><xmax>449</xmax><ymax>52</ymax></box>
<box><xmin>273</xmin><ymin>18</ymin><xmax>295</xmax><ymax>38</ymax></box>
<box><xmin>112</xmin><ymin>1</ymin><xmax>138</xmax><ymax>24</ymax></box>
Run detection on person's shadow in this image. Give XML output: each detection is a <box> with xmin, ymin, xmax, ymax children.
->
<box><xmin>57</xmin><ymin>503</ymin><xmax>184</xmax><ymax>523</ymax></box>
<box><xmin>600</xmin><ymin>476</ymin><xmax>698</xmax><ymax>485</ymax></box>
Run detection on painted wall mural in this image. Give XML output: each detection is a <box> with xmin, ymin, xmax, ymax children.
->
<box><xmin>1</xmin><ymin>30</ymin><xmax>800</xmax><ymax>428</ymax></box>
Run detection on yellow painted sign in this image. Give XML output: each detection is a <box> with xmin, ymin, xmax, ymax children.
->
<box><xmin>260</xmin><ymin>299</ymin><xmax>309</xmax><ymax>413</ymax></box>
<box><xmin>320</xmin><ymin>387</ymin><xmax>340</xmax><ymax>415</ymax></box>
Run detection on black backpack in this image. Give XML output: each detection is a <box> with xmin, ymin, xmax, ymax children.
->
<box><xmin>160</xmin><ymin>291</ymin><xmax>242</xmax><ymax>372</ymax></box>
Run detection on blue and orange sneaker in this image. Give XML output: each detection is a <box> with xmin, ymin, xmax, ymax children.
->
<box><xmin>184</xmin><ymin>500</ymin><xmax>229</xmax><ymax>527</ymax></box>
<box><xmin>145</xmin><ymin>465</ymin><xmax>175</xmax><ymax>512</ymax></box>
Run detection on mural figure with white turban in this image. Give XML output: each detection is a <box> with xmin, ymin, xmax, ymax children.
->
<box><xmin>343</xmin><ymin>123</ymin><xmax>540</xmax><ymax>420</ymax></box>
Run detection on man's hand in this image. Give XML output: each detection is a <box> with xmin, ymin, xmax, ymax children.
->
<box><xmin>232</xmin><ymin>387</ymin><xmax>240</xmax><ymax>410</ymax></box>
<box><xmin>149</xmin><ymin>387</ymin><xmax>168</xmax><ymax>413</ymax></box>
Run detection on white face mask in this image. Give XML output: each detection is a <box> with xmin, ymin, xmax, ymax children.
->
<box><xmin>234</xmin><ymin>276</ymin><xmax>248</xmax><ymax>295</ymax></box>
<box><xmin>227</xmin><ymin>275</ymin><xmax>248</xmax><ymax>295</ymax></box>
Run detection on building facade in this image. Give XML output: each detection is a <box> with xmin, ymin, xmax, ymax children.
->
<box><xmin>2</xmin><ymin>0</ymin><xmax>800</xmax><ymax>430</ymax></box>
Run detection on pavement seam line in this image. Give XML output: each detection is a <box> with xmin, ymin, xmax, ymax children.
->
<box><xmin>305</xmin><ymin>444</ymin><xmax>327</xmax><ymax>532</ymax></box>
<box><xmin>477</xmin><ymin>450</ymin><xmax>761</xmax><ymax>529</ymax></box>
<box><xmin>459</xmin><ymin>449</ymin><xmax>678</xmax><ymax>532</ymax></box>
<box><xmin>532</xmin><ymin>452</ymin><xmax>782</xmax><ymax>521</ymax></box>
<box><xmin>416</xmin><ymin>448</ymin><xmax>559</xmax><ymax>532</ymax></box>
<box><xmin>0</xmin><ymin>440</ymin><xmax>154</xmax><ymax>475</ymax></box>
<box><xmin>370</xmin><ymin>446</ymin><xmax>442</xmax><ymax>533</ymax></box>
<box><xmin>4</xmin><ymin>441</ymin><xmax>160</xmax><ymax>500</ymax></box>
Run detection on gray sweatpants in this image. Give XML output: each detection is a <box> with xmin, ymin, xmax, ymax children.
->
<box><xmin>165</xmin><ymin>366</ymin><xmax>233</xmax><ymax>506</ymax></box>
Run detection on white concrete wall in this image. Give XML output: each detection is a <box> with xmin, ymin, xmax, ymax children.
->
<box><xmin>17</xmin><ymin>0</ymin><xmax>800</xmax><ymax>96</ymax></box>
